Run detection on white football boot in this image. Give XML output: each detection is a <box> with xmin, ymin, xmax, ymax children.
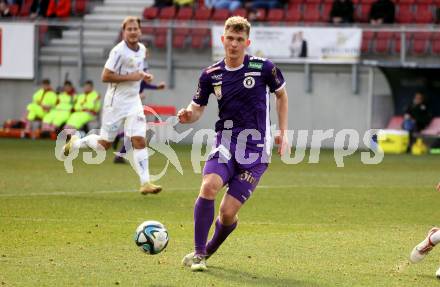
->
<box><xmin>409</xmin><ymin>227</ymin><xmax>440</xmax><ymax>263</ymax></box>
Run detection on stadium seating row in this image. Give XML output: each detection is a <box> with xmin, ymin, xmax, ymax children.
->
<box><xmin>144</xmin><ymin>4</ymin><xmax>440</xmax><ymax>24</ymax></box>
<box><xmin>362</xmin><ymin>31</ymin><xmax>440</xmax><ymax>55</ymax></box>
<box><xmin>7</xmin><ymin>0</ymin><xmax>88</xmax><ymax>17</ymax></box>
<box><xmin>140</xmin><ymin>24</ymin><xmax>440</xmax><ymax>53</ymax></box>
<box><xmin>288</xmin><ymin>0</ymin><xmax>440</xmax><ymax>3</ymax></box>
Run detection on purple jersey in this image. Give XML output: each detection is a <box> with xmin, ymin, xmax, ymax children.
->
<box><xmin>192</xmin><ymin>54</ymin><xmax>285</xmax><ymax>152</ymax></box>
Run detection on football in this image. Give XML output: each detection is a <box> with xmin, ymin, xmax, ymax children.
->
<box><xmin>134</xmin><ymin>220</ymin><xmax>169</xmax><ymax>255</ymax></box>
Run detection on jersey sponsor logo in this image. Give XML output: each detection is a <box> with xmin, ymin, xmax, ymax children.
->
<box><xmin>211</xmin><ymin>73</ymin><xmax>223</xmax><ymax>81</ymax></box>
<box><xmin>243</xmin><ymin>76</ymin><xmax>255</xmax><ymax>89</ymax></box>
<box><xmin>249</xmin><ymin>56</ymin><xmax>267</xmax><ymax>62</ymax></box>
<box><xmin>244</xmin><ymin>72</ymin><xmax>261</xmax><ymax>77</ymax></box>
<box><xmin>248</xmin><ymin>62</ymin><xmax>263</xmax><ymax>70</ymax></box>
<box><xmin>206</xmin><ymin>66</ymin><xmax>221</xmax><ymax>74</ymax></box>
<box><xmin>239</xmin><ymin>171</ymin><xmax>256</xmax><ymax>185</ymax></box>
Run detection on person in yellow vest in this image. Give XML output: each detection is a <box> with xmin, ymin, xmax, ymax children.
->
<box><xmin>41</xmin><ymin>80</ymin><xmax>76</xmax><ymax>133</ymax></box>
<box><xmin>23</xmin><ymin>79</ymin><xmax>57</xmax><ymax>134</ymax></box>
<box><xmin>173</xmin><ymin>0</ymin><xmax>193</xmax><ymax>6</ymax></box>
<box><xmin>64</xmin><ymin>80</ymin><xmax>101</xmax><ymax>132</ymax></box>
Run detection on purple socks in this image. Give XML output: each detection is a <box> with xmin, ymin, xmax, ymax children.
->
<box><xmin>206</xmin><ymin>218</ymin><xmax>237</xmax><ymax>256</ymax></box>
<box><xmin>194</xmin><ymin>197</ymin><xmax>215</xmax><ymax>256</ymax></box>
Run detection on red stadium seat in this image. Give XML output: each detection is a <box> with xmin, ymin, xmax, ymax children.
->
<box><xmin>191</xmin><ymin>27</ymin><xmax>210</xmax><ymax>36</ymax></box>
<box><xmin>191</xmin><ymin>35</ymin><xmax>205</xmax><ymax>49</ymax></box>
<box><xmin>174</xmin><ymin>25</ymin><xmax>190</xmax><ymax>36</ymax></box>
<box><xmin>154</xmin><ymin>34</ymin><xmax>167</xmax><ymax>49</ymax></box>
<box><xmin>432</xmin><ymin>40</ymin><xmax>440</xmax><ymax>55</ymax></box>
<box><xmin>158</xmin><ymin>6</ymin><xmax>176</xmax><ymax>20</ymax></box>
<box><xmin>374</xmin><ymin>32</ymin><xmax>393</xmax><ymax>54</ymax></box>
<box><xmin>155</xmin><ymin>20</ymin><xmax>171</xmax><ymax>35</ymax></box>
<box><xmin>356</xmin><ymin>4</ymin><xmax>371</xmax><ymax>23</ymax></box>
<box><xmin>392</xmin><ymin>32</ymin><xmax>411</xmax><ymax>54</ymax></box>
<box><xmin>360</xmin><ymin>0</ymin><xmax>375</xmax><ymax>3</ymax></box>
<box><xmin>411</xmin><ymin>39</ymin><xmax>428</xmax><ymax>55</ymax></box>
<box><xmin>285</xmin><ymin>7</ymin><xmax>301</xmax><ymax>22</ymax></box>
<box><xmin>266</xmin><ymin>8</ymin><xmax>284</xmax><ymax>23</ymax></box>
<box><xmin>307</xmin><ymin>0</ymin><xmax>321</xmax><ymax>3</ymax></box>
<box><xmin>173</xmin><ymin>34</ymin><xmax>187</xmax><ymax>49</ymax></box>
<box><xmin>75</xmin><ymin>0</ymin><xmax>88</xmax><ymax>15</ymax></box>
<box><xmin>386</xmin><ymin>116</ymin><xmax>404</xmax><ymax>129</ymax></box>
<box><xmin>361</xmin><ymin>31</ymin><xmax>375</xmax><ymax>53</ymax></box>
<box><xmin>321</xmin><ymin>3</ymin><xmax>332</xmax><ymax>22</ymax></box>
<box><xmin>142</xmin><ymin>26</ymin><xmax>154</xmax><ymax>35</ymax></box>
<box><xmin>212</xmin><ymin>8</ymin><xmax>230</xmax><ymax>22</ymax></box>
<box><xmin>421</xmin><ymin>118</ymin><xmax>440</xmax><ymax>136</ymax></box>
<box><xmin>143</xmin><ymin>7</ymin><xmax>158</xmax><ymax>20</ymax></box>
<box><xmin>232</xmin><ymin>8</ymin><xmax>247</xmax><ymax>18</ymax></box>
<box><xmin>303</xmin><ymin>4</ymin><xmax>321</xmax><ymax>22</ymax></box>
<box><xmin>175</xmin><ymin>7</ymin><xmax>193</xmax><ymax>20</ymax></box>
<box><xmin>255</xmin><ymin>8</ymin><xmax>267</xmax><ymax>21</ymax></box>
<box><xmin>399</xmin><ymin>0</ymin><xmax>415</xmax><ymax>4</ymax></box>
<box><xmin>414</xmin><ymin>6</ymin><xmax>434</xmax><ymax>23</ymax></box>
<box><xmin>193</xmin><ymin>7</ymin><xmax>211</xmax><ymax>21</ymax></box>
<box><xmin>288</xmin><ymin>0</ymin><xmax>304</xmax><ymax>4</ymax></box>
<box><xmin>322</xmin><ymin>0</ymin><xmax>334</xmax><ymax>3</ymax></box>
<box><xmin>9</xmin><ymin>4</ymin><xmax>19</xmax><ymax>16</ymax></box>
<box><xmin>19</xmin><ymin>0</ymin><xmax>33</xmax><ymax>16</ymax></box>
<box><xmin>396</xmin><ymin>4</ymin><xmax>414</xmax><ymax>23</ymax></box>
<box><xmin>417</xmin><ymin>0</ymin><xmax>433</xmax><ymax>3</ymax></box>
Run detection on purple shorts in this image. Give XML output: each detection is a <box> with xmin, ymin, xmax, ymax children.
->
<box><xmin>203</xmin><ymin>143</ymin><xmax>268</xmax><ymax>204</ymax></box>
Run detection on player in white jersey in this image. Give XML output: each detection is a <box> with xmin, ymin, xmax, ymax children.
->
<box><xmin>409</xmin><ymin>182</ymin><xmax>440</xmax><ymax>278</ymax></box>
<box><xmin>63</xmin><ymin>16</ymin><xmax>162</xmax><ymax>195</ymax></box>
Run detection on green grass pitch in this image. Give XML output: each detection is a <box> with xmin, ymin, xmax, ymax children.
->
<box><xmin>1</xmin><ymin>138</ymin><xmax>440</xmax><ymax>286</ymax></box>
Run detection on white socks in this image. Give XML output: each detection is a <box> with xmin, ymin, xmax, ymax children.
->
<box><xmin>431</xmin><ymin>229</ymin><xmax>440</xmax><ymax>245</ymax></box>
<box><xmin>133</xmin><ymin>148</ymin><xmax>150</xmax><ymax>185</ymax></box>
<box><xmin>73</xmin><ymin>134</ymin><xmax>101</xmax><ymax>150</ymax></box>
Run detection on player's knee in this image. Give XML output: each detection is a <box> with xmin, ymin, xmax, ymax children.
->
<box><xmin>131</xmin><ymin>137</ymin><xmax>146</xmax><ymax>149</ymax></box>
<box><xmin>200</xmin><ymin>181</ymin><xmax>220</xmax><ymax>199</ymax></box>
<box><xmin>98</xmin><ymin>140</ymin><xmax>111</xmax><ymax>150</ymax></box>
<box><xmin>219</xmin><ymin>208</ymin><xmax>237</xmax><ymax>225</ymax></box>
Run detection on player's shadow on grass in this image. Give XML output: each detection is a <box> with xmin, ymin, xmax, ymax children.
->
<box><xmin>205</xmin><ymin>266</ymin><xmax>323</xmax><ymax>287</ymax></box>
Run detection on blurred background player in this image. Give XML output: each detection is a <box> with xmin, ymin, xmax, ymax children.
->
<box><xmin>41</xmin><ymin>80</ymin><xmax>76</xmax><ymax>136</ymax></box>
<box><xmin>63</xmin><ymin>16</ymin><xmax>162</xmax><ymax>195</ymax></box>
<box><xmin>409</xmin><ymin>182</ymin><xmax>440</xmax><ymax>278</ymax></box>
<box><xmin>63</xmin><ymin>80</ymin><xmax>101</xmax><ymax>133</ymax></box>
<box><xmin>23</xmin><ymin>79</ymin><xmax>57</xmax><ymax>136</ymax></box>
<box><xmin>114</xmin><ymin>50</ymin><xmax>166</xmax><ymax>164</ymax></box>
<box><xmin>178</xmin><ymin>16</ymin><xmax>289</xmax><ymax>271</ymax></box>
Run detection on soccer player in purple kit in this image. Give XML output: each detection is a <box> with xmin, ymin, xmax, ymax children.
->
<box><xmin>177</xmin><ymin>16</ymin><xmax>289</xmax><ymax>271</ymax></box>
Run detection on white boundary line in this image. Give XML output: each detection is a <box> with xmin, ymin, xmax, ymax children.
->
<box><xmin>0</xmin><ymin>184</ymin><xmax>433</xmax><ymax>198</ymax></box>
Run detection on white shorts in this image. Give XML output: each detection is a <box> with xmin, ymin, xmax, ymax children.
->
<box><xmin>100</xmin><ymin>107</ymin><xmax>146</xmax><ymax>142</ymax></box>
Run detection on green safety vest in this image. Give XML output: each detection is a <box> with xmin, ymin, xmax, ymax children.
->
<box><xmin>55</xmin><ymin>92</ymin><xmax>76</xmax><ymax>111</ymax></box>
<box><xmin>32</xmin><ymin>88</ymin><xmax>57</xmax><ymax>107</ymax></box>
<box><xmin>73</xmin><ymin>90</ymin><xmax>101</xmax><ymax>114</ymax></box>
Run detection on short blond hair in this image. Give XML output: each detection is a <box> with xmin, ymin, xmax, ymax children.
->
<box><xmin>122</xmin><ymin>16</ymin><xmax>141</xmax><ymax>30</ymax></box>
<box><xmin>224</xmin><ymin>16</ymin><xmax>251</xmax><ymax>37</ymax></box>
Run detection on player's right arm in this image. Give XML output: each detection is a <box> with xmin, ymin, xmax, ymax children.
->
<box><xmin>178</xmin><ymin>69</ymin><xmax>212</xmax><ymax>124</ymax></box>
<box><xmin>177</xmin><ymin>103</ymin><xmax>205</xmax><ymax>124</ymax></box>
<box><xmin>436</xmin><ymin>182</ymin><xmax>440</xmax><ymax>192</ymax></box>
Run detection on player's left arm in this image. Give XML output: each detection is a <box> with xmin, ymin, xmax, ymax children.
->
<box><xmin>436</xmin><ymin>182</ymin><xmax>440</xmax><ymax>192</ymax></box>
<box><xmin>274</xmin><ymin>87</ymin><xmax>289</xmax><ymax>156</ymax></box>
